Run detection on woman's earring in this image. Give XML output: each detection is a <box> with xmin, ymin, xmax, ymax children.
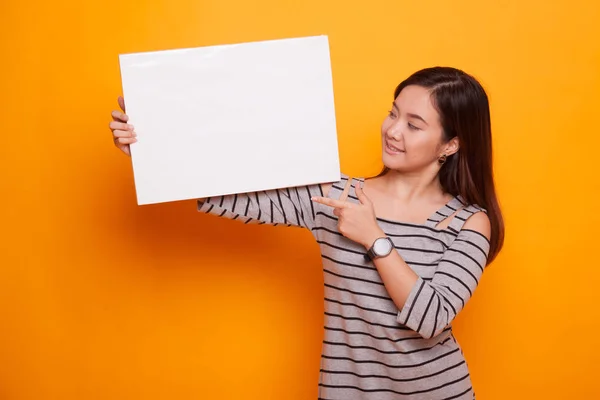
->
<box><xmin>438</xmin><ymin>154</ymin><xmax>447</xmax><ymax>165</ymax></box>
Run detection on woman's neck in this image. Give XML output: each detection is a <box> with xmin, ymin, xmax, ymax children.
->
<box><xmin>376</xmin><ymin>168</ymin><xmax>447</xmax><ymax>203</ymax></box>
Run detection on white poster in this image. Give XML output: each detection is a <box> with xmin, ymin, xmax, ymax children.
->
<box><xmin>119</xmin><ymin>35</ymin><xmax>341</xmax><ymax>205</ymax></box>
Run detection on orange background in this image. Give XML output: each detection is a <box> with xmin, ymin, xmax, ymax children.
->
<box><xmin>2</xmin><ymin>0</ymin><xmax>599</xmax><ymax>398</ymax></box>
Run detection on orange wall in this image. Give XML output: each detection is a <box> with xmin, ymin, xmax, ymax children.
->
<box><xmin>2</xmin><ymin>0</ymin><xmax>599</xmax><ymax>398</ymax></box>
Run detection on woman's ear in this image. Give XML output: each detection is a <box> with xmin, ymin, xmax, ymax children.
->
<box><xmin>444</xmin><ymin>137</ymin><xmax>460</xmax><ymax>156</ymax></box>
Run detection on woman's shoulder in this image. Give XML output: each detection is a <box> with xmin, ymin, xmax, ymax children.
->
<box><xmin>456</xmin><ymin>198</ymin><xmax>491</xmax><ymax>241</ymax></box>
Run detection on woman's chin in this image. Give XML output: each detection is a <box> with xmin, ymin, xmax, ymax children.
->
<box><xmin>382</xmin><ymin>153</ymin><xmax>406</xmax><ymax>171</ymax></box>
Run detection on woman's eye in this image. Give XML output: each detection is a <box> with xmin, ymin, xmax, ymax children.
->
<box><xmin>388</xmin><ymin>110</ymin><xmax>397</xmax><ymax>119</ymax></box>
<box><xmin>408</xmin><ymin>122</ymin><xmax>420</xmax><ymax>130</ymax></box>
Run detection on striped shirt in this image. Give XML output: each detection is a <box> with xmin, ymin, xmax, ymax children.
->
<box><xmin>197</xmin><ymin>173</ymin><xmax>490</xmax><ymax>399</ymax></box>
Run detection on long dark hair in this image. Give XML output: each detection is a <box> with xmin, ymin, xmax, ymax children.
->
<box><xmin>380</xmin><ymin>67</ymin><xmax>504</xmax><ymax>263</ymax></box>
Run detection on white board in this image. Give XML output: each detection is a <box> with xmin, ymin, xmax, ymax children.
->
<box><xmin>118</xmin><ymin>35</ymin><xmax>341</xmax><ymax>205</ymax></box>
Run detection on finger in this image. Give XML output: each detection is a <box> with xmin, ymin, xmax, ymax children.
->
<box><xmin>333</xmin><ymin>207</ymin><xmax>342</xmax><ymax>217</ymax></box>
<box><xmin>114</xmin><ymin>137</ymin><xmax>137</xmax><ymax>145</ymax></box>
<box><xmin>109</xmin><ymin>120</ymin><xmax>134</xmax><ymax>132</ymax></box>
<box><xmin>311</xmin><ymin>196</ymin><xmax>351</xmax><ymax>209</ymax></box>
<box><xmin>118</xmin><ymin>96</ymin><xmax>126</xmax><ymax>113</ymax></box>
<box><xmin>113</xmin><ymin>129</ymin><xmax>136</xmax><ymax>139</ymax></box>
<box><xmin>111</xmin><ymin>110</ymin><xmax>129</xmax><ymax>123</ymax></box>
<box><xmin>355</xmin><ymin>183</ymin><xmax>371</xmax><ymax>205</ymax></box>
<box><xmin>339</xmin><ymin>177</ymin><xmax>353</xmax><ymax>202</ymax></box>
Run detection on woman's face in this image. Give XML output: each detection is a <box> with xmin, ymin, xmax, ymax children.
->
<box><xmin>381</xmin><ymin>85</ymin><xmax>457</xmax><ymax>172</ymax></box>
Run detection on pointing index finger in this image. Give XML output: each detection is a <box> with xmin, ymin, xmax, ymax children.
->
<box><xmin>311</xmin><ymin>196</ymin><xmax>350</xmax><ymax>209</ymax></box>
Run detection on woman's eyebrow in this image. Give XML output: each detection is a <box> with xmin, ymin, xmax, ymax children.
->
<box><xmin>407</xmin><ymin>113</ymin><xmax>428</xmax><ymax>126</ymax></box>
<box><xmin>393</xmin><ymin>102</ymin><xmax>428</xmax><ymax>125</ymax></box>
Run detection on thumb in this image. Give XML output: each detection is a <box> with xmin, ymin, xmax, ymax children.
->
<box><xmin>355</xmin><ymin>182</ymin><xmax>371</xmax><ymax>205</ymax></box>
<box><xmin>118</xmin><ymin>96</ymin><xmax>126</xmax><ymax>113</ymax></box>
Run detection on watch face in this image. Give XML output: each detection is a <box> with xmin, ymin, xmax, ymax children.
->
<box><xmin>373</xmin><ymin>238</ymin><xmax>393</xmax><ymax>256</ymax></box>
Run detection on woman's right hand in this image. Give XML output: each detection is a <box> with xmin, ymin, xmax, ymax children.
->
<box><xmin>109</xmin><ymin>96</ymin><xmax>137</xmax><ymax>156</ymax></box>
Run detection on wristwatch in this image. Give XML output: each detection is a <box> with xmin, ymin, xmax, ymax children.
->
<box><xmin>366</xmin><ymin>237</ymin><xmax>394</xmax><ymax>260</ymax></box>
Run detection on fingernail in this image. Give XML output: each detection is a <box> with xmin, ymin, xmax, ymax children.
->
<box><xmin>128</xmin><ymin>124</ymin><xmax>134</xmax><ymax>130</ymax></box>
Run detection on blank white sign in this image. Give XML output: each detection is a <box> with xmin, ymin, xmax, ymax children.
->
<box><xmin>119</xmin><ymin>35</ymin><xmax>341</xmax><ymax>205</ymax></box>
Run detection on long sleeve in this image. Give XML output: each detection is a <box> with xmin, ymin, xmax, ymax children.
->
<box><xmin>397</xmin><ymin>228</ymin><xmax>491</xmax><ymax>339</ymax></box>
<box><xmin>197</xmin><ymin>184</ymin><xmax>323</xmax><ymax>230</ymax></box>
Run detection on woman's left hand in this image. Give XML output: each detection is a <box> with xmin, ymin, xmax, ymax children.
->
<box><xmin>311</xmin><ymin>184</ymin><xmax>385</xmax><ymax>249</ymax></box>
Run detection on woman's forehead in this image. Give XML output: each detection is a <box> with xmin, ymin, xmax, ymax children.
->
<box><xmin>394</xmin><ymin>85</ymin><xmax>440</xmax><ymax>123</ymax></box>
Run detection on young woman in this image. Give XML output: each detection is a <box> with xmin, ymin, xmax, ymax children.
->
<box><xmin>110</xmin><ymin>66</ymin><xmax>504</xmax><ymax>399</ymax></box>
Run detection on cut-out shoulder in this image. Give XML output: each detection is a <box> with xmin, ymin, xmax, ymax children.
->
<box><xmin>463</xmin><ymin>210</ymin><xmax>491</xmax><ymax>240</ymax></box>
<box><xmin>434</xmin><ymin>207</ymin><xmax>464</xmax><ymax>230</ymax></box>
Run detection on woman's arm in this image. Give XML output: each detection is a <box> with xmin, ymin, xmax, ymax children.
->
<box><xmin>197</xmin><ymin>183</ymin><xmax>333</xmax><ymax>230</ymax></box>
<box><xmin>375</xmin><ymin>212</ymin><xmax>491</xmax><ymax>339</ymax></box>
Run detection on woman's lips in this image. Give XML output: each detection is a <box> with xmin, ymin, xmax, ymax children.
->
<box><xmin>385</xmin><ymin>140</ymin><xmax>405</xmax><ymax>155</ymax></box>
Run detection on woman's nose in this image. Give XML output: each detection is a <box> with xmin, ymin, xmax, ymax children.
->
<box><xmin>386</xmin><ymin>122</ymin><xmax>402</xmax><ymax>141</ymax></box>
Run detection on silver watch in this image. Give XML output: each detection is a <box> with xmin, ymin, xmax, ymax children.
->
<box><xmin>366</xmin><ymin>237</ymin><xmax>394</xmax><ymax>260</ymax></box>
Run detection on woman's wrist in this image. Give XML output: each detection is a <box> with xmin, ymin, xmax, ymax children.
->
<box><xmin>361</xmin><ymin>228</ymin><xmax>386</xmax><ymax>249</ymax></box>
